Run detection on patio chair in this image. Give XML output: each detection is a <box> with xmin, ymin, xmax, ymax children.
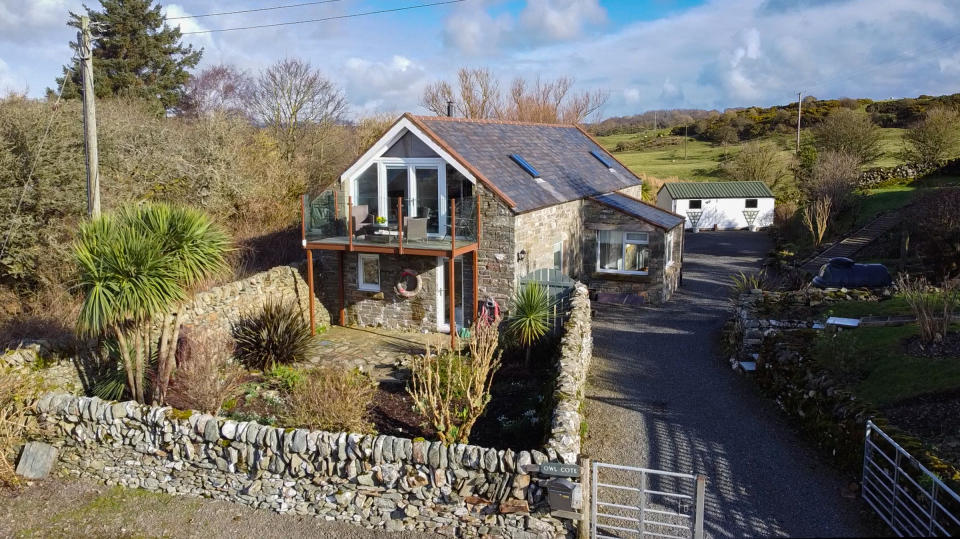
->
<box><xmin>404</xmin><ymin>217</ymin><xmax>428</xmax><ymax>242</ymax></box>
<box><xmin>351</xmin><ymin>205</ymin><xmax>369</xmax><ymax>235</ymax></box>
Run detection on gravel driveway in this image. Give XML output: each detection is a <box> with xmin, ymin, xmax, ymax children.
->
<box><xmin>584</xmin><ymin>231</ymin><xmax>874</xmax><ymax>538</ymax></box>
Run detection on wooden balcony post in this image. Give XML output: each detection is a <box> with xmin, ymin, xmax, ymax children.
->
<box><xmin>476</xmin><ymin>194</ymin><xmax>482</xmax><ymax>243</ymax></box>
<box><xmin>306</xmin><ymin>249</ymin><xmax>316</xmax><ymax>335</ymax></box>
<box><xmin>300</xmin><ymin>195</ymin><xmax>307</xmax><ymax>246</ymax></box>
<box><xmin>398</xmin><ymin>197</ymin><xmax>404</xmax><ymax>254</ymax></box>
<box><xmin>338</xmin><ymin>250</ymin><xmax>345</xmax><ymax>326</ymax></box>
<box><xmin>450</xmin><ymin>198</ymin><xmax>457</xmax><ymax>348</ymax></box>
<box><xmin>348</xmin><ymin>196</ymin><xmax>353</xmax><ymax>252</ymax></box>
<box><xmin>472</xmin><ymin>249</ymin><xmax>478</xmax><ymax>326</ymax></box>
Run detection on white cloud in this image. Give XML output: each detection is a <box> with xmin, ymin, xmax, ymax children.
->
<box><xmin>443</xmin><ymin>2</ymin><xmax>512</xmax><ymax>55</ymax></box>
<box><xmin>518</xmin><ymin>0</ymin><xmax>606</xmax><ymax>42</ymax></box>
<box><xmin>0</xmin><ymin>0</ymin><xmax>78</xmax><ymax>42</ymax></box>
<box><xmin>343</xmin><ymin>55</ymin><xmax>429</xmax><ymax>116</ymax></box>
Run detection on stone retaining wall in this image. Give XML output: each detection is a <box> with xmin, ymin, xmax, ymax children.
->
<box><xmin>545</xmin><ymin>283</ymin><xmax>592</xmax><ymax>465</ymax></box>
<box><xmin>856</xmin><ymin>158</ymin><xmax>960</xmax><ymax>189</ymax></box>
<box><xmin>176</xmin><ymin>265</ymin><xmax>330</xmax><ymax>335</ymax></box>
<box><xmin>35</xmin><ymin>394</ymin><xmax>571</xmax><ymax>537</ymax></box>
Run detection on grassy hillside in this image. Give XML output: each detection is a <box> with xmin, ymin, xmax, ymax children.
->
<box><xmin>596</xmin><ymin>127</ymin><xmax>910</xmax><ymax>182</ymax></box>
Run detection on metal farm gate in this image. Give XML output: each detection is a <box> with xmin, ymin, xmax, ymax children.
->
<box><xmin>862</xmin><ymin>420</ymin><xmax>960</xmax><ymax>536</ymax></box>
<box><xmin>590</xmin><ymin>462</ymin><xmax>706</xmax><ymax>539</ymax></box>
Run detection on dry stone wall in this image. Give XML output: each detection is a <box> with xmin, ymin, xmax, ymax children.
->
<box><xmin>545</xmin><ymin>284</ymin><xmax>592</xmax><ymax>464</ymax></box>
<box><xmin>35</xmin><ymin>394</ymin><xmax>571</xmax><ymax>537</ymax></box>
<box><xmin>176</xmin><ymin>265</ymin><xmax>330</xmax><ymax>335</ymax></box>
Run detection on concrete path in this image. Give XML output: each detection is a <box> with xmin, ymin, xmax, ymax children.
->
<box><xmin>584</xmin><ymin>231</ymin><xmax>874</xmax><ymax>538</ymax></box>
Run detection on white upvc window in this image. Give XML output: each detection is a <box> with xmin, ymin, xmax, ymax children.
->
<box><xmin>596</xmin><ymin>230</ymin><xmax>650</xmax><ymax>275</ymax></box>
<box><xmin>357</xmin><ymin>254</ymin><xmax>380</xmax><ymax>291</ymax></box>
<box><xmin>553</xmin><ymin>240</ymin><xmax>563</xmax><ymax>271</ymax></box>
<box><xmin>349</xmin><ymin>157</ymin><xmax>447</xmax><ymax>237</ymax></box>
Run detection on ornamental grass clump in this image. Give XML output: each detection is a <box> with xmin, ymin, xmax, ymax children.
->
<box><xmin>408</xmin><ymin>317</ymin><xmax>503</xmax><ymax>444</ymax></box>
<box><xmin>284</xmin><ymin>367</ymin><xmax>376</xmax><ymax>433</ymax></box>
<box><xmin>166</xmin><ymin>330</ymin><xmax>245</xmax><ymax>416</ymax></box>
<box><xmin>233</xmin><ymin>300</ymin><xmax>318</xmax><ymax>370</ymax></box>
<box><xmin>896</xmin><ymin>274</ymin><xmax>960</xmax><ymax>345</ymax></box>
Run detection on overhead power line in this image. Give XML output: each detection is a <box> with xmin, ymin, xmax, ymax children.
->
<box><xmin>167</xmin><ymin>0</ymin><xmax>343</xmax><ymax>20</ymax></box>
<box><xmin>180</xmin><ymin>0</ymin><xmax>466</xmax><ymax>34</ymax></box>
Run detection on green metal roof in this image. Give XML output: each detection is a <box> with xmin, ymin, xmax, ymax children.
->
<box><xmin>660</xmin><ymin>181</ymin><xmax>774</xmax><ymax>199</ymax></box>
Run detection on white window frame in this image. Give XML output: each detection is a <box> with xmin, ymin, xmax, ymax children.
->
<box><xmin>553</xmin><ymin>240</ymin><xmax>563</xmax><ymax>271</ymax></box>
<box><xmin>596</xmin><ymin>230</ymin><xmax>650</xmax><ymax>276</ymax></box>
<box><xmin>357</xmin><ymin>253</ymin><xmax>380</xmax><ymax>292</ymax></box>
<box><xmin>349</xmin><ymin>157</ymin><xmax>447</xmax><ymax>238</ymax></box>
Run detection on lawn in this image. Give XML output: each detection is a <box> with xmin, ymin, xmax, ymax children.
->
<box><xmin>855</xmin><ymin>174</ymin><xmax>960</xmax><ymax>226</ymax></box>
<box><xmin>825</xmin><ymin>296</ymin><xmax>913</xmax><ymax>318</ymax></box>
<box><xmin>812</xmin><ymin>324</ymin><xmax>960</xmax><ymax>408</ymax></box>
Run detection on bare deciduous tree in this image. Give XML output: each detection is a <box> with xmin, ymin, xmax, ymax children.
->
<box><xmin>724</xmin><ymin>141</ymin><xmax>791</xmax><ymax>193</ymax></box>
<box><xmin>247</xmin><ymin>58</ymin><xmax>347</xmax><ymax>159</ymax></box>
<box><xmin>420</xmin><ymin>68</ymin><xmax>607</xmax><ymax>124</ymax></box>
<box><xmin>813</xmin><ymin>108</ymin><xmax>883</xmax><ymax>167</ymax></box>
<box><xmin>178</xmin><ymin>64</ymin><xmax>253</xmax><ymax>118</ymax></box>
<box><xmin>903</xmin><ymin>107</ymin><xmax>960</xmax><ymax>167</ymax></box>
<box><xmin>804</xmin><ymin>150</ymin><xmax>860</xmax><ymax>211</ymax></box>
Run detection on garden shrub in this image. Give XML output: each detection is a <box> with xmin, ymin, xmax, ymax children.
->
<box><xmin>284</xmin><ymin>367</ymin><xmax>376</xmax><ymax>433</ymax></box>
<box><xmin>233</xmin><ymin>300</ymin><xmax>317</xmax><ymax>370</ymax></box>
<box><xmin>265</xmin><ymin>364</ymin><xmax>305</xmax><ymax>392</ymax></box>
<box><xmin>409</xmin><ymin>319</ymin><xmax>503</xmax><ymax>444</ymax></box>
<box><xmin>166</xmin><ymin>331</ymin><xmax>245</xmax><ymax>415</ymax></box>
<box><xmin>896</xmin><ymin>274</ymin><xmax>960</xmax><ymax>344</ymax></box>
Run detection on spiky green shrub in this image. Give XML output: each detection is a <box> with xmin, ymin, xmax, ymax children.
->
<box><xmin>508</xmin><ymin>282</ymin><xmax>553</xmax><ymax>364</ymax></box>
<box><xmin>233</xmin><ymin>300</ymin><xmax>317</xmax><ymax>370</ymax></box>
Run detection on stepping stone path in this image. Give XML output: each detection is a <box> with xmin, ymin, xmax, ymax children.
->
<box><xmin>303</xmin><ymin>326</ymin><xmax>436</xmax><ymax>385</ymax></box>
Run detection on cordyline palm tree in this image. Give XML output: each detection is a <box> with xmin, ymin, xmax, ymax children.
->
<box><xmin>508</xmin><ymin>282</ymin><xmax>553</xmax><ymax>366</ymax></box>
<box><xmin>74</xmin><ymin>203</ymin><xmax>230</xmax><ymax>404</ymax></box>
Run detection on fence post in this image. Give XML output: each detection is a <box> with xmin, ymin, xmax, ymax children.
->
<box><xmin>590</xmin><ymin>462</ymin><xmax>598</xmax><ymax>539</ymax></box>
<box><xmin>694</xmin><ymin>474</ymin><xmax>706</xmax><ymax>539</ymax></box>
<box><xmin>638</xmin><ymin>471</ymin><xmax>646</xmax><ymax>537</ymax></box>
<box><xmin>928</xmin><ymin>481</ymin><xmax>938</xmax><ymax>536</ymax></box>
<box><xmin>579</xmin><ymin>456</ymin><xmax>591</xmax><ymax>539</ymax></box>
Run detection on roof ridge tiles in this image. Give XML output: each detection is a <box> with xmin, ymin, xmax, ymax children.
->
<box><xmin>412</xmin><ymin>114</ymin><xmax>578</xmax><ymax>129</ymax></box>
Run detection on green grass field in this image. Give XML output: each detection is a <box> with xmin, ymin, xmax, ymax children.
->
<box><xmin>856</xmin><ymin>174</ymin><xmax>960</xmax><ymax>226</ymax></box>
<box><xmin>596</xmin><ymin>127</ymin><xmax>910</xmax><ymax>182</ymax></box>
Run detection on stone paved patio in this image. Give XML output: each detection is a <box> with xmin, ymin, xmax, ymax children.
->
<box><xmin>303</xmin><ymin>326</ymin><xmax>441</xmax><ymax>384</ymax></box>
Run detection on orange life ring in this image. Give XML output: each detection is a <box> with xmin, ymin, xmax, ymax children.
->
<box><xmin>395</xmin><ymin>269</ymin><xmax>422</xmax><ymax>298</ymax></box>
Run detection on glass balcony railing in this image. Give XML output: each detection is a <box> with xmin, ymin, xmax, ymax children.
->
<box><xmin>302</xmin><ymin>190</ymin><xmax>478</xmax><ymax>252</ymax></box>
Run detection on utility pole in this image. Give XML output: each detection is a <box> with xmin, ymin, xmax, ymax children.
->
<box><xmin>684</xmin><ymin>124</ymin><xmax>688</xmax><ymax>160</ymax></box>
<box><xmin>80</xmin><ymin>15</ymin><xmax>100</xmax><ymax>218</ymax></box>
<box><xmin>796</xmin><ymin>91</ymin><xmax>802</xmax><ymax>154</ymax></box>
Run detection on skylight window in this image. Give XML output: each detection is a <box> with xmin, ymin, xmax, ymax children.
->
<box><xmin>509</xmin><ymin>154</ymin><xmax>541</xmax><ymax>179</ymax></box>
<box><xmin>591</xmin><ymin>150</ymin><xmax>615</xmax><ymax>170</ymax></box>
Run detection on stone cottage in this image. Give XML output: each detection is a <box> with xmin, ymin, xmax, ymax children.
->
<box><xmin>301</xmin><ymin>114</ymin><xmax>685</xmax><ymax>341</ymax></box>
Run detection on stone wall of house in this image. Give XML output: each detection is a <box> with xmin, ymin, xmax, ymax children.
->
<box><xmin>581</xmin><ymin>199</ymin><xmax>681</xmax><ymax>304</ymax></box>
<box><xmin>545</xmin><ymin>283</ymin><xmax>592</xmax><ymax>464</ymax></box>
<box><xmin>477</xmin><ymin>185</ymin><xmax>518</xmax><ymax>310</ymax></box>
<box><xmin>616</xmin><ymin>184</ymin><xmax>645</xmax><ymax>201</ymax></box>
<box><xmin>34</xmin><ymin>394</ymin><xmax>571</xmax><ymax>537</ymax></box>
<box><xmin>176</xmin><ymin>265</ymin><xmax>330</xmax><ymax>335</ymax></box>
<box><xmin>514</xmin><ymin>200</ymin><xmax>585</xmax><ymax>280</ymax></box>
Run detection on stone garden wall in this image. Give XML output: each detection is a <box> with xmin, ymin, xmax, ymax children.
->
<box><xmin>176</xmin><ymin>265</ymin><xmax>330</xmax><ymax>335</ymax></box>
<box><xmin>545</xmin><ymin>284</ymin><xmax>592</xmax><ymax>465</ymax></box>
<box><xmin>34</xmin><ymin>393</ymin><xmax>572</xmax><ymax>537</ymax></box>
<box><xmin>856</xmin><ymin>157</ymin><xmax>960</xmax><ymax>189</ymax></box>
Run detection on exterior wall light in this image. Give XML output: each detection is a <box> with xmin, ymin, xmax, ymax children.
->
<box><xmin>517</xmin><ymin>249</ymin><xmax>526</xmax><ymax>263</ymax></box>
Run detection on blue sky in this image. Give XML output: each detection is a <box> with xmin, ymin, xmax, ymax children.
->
<box><xmin>1</xmin><ymin>0</ymin><xmax>959</xmax><ymax>119</ymax></box>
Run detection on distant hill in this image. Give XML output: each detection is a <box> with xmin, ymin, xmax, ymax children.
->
<box><xmin>590</xmin><ymin>93</ymin><xmax>960</xmax><ymax>145</ymax></box>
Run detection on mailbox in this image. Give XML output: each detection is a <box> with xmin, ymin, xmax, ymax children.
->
<box><xmin>546</xmin><ymin>478</ymin><xmax>582</xmax><ymax>512</ymax></box>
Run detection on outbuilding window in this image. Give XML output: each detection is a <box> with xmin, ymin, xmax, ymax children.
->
<box><xmin>358</xmin><ymin>254</ymin><xmax>380</xmax><ymax>291</ymax></box>
<box><xmin>745</xmin><ymin>198</ymin><xmax>758</xmax><ymax>208</ymax></box>
<box><xmin>688</xmin><ymin>199</ymin><xmax>702</xmax><ymax>209</ymax></box>
<box><xmin>596</xmin><ymin>230</ymin><xmax>650</xmax><ymax>275</ymax></box>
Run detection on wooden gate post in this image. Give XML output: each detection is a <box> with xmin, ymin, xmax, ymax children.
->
<box><xmin>578</xmin><ymin>456</ymin><xmax>591</xmax><ymax>539</ymax></box>
<box><xmin>694</xmin><ymin>474</ymin><xmax>706</xmax><ymax>539</ymax></box>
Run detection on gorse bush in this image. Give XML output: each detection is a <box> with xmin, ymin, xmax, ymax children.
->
<box><xmin>233</xmin><ymin>300</ymin><xmax>317</xmax><ymax>370</ymax></box>
<box><xmin>284</xmin><ymin>367</ymin><xmax>376</xmax><ymax>433</ymax></box>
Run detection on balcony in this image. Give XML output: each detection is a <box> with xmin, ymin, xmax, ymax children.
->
<box><xmin>301</xmin><ymin>189</ymin><xmax>479</xmax><ymax>256</ymax></box>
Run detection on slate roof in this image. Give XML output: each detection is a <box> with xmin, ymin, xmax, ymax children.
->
<box><xmin>411</xmin><ymin>116</ymin><xmax>642</xmax><ymax>213</ymax></box>
<box><xmin>590</xmin><ymin>193</ymin><xmax>685</xmax><ymax>230</ymax></box>
<box><xmin>660</xmin><ymin>181</ymin><xmax>774</xmax><ymax>200</ymax></box>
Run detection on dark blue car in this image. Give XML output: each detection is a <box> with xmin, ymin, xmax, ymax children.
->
<box><xmin>812</xmin><ymin>257</ymin><xmax>893</xmax><ymax>288</ymax></box>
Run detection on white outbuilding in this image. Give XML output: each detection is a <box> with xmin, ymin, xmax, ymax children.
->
<box><xmin>656</xmin><ymin>181</ymin><xmax>775</xmax><ymax>231</ymax></box>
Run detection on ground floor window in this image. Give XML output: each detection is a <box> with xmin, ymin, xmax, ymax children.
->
<box><xmin>358</xmin><ymin>254</ymin><xmax>380</xmax><ymax>291</ymax></box>
<box><xmin>665</xmin><ymin>232</ymin><xmax>674</xmax><ymax>265</ymax></box>
<box><xmin>597</xmin><ymin>230</ymin><xmax>650</xmax><ymax>275</ymax></box>
<box><xmin>745</xmin><ymin>198</ymin><xmax>758</xmax><ymax>208</ymax></box>
<box><xmin>553</xmin><ymin>240</ymin><xmax>563</xmax><ymax>271</ymax></box>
